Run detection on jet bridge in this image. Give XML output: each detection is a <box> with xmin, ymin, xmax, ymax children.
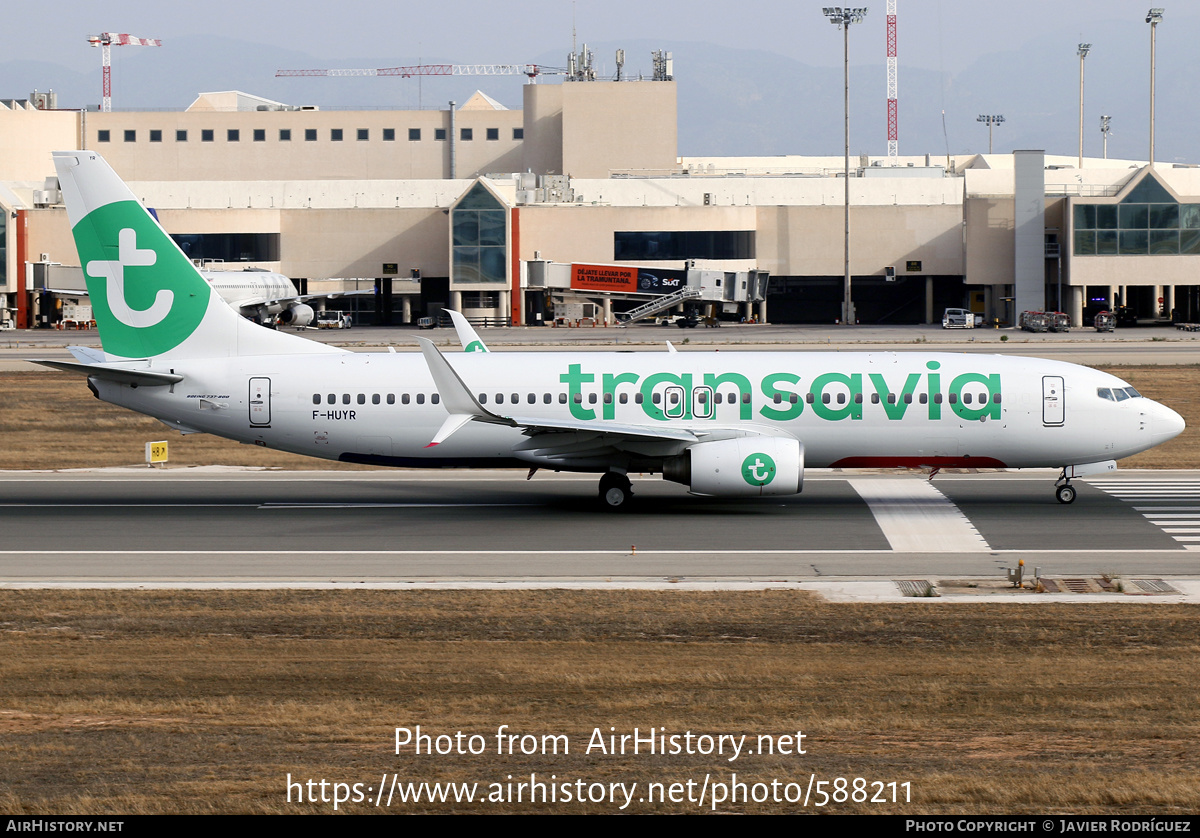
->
<box><xmin>525</xmin><ymin>260</ymin><xmax>768</xmax><ymax>325</ymax></box>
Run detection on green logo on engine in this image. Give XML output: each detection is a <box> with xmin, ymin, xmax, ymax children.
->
<box><xmin>72</xmin><ymin>200</ymin><xmax>209</xmax><ymax>358</ymax></box>
<box><xmin>741</xmin><ymin>453</ymin><xmax>776</xmax><ymax>486</ymax></box>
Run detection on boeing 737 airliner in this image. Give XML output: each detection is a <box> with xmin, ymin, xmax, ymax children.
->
<box><xmin>37</xmin><ymin>151</ymin><xmax>1185</xmax><ymax>508</ymax></box>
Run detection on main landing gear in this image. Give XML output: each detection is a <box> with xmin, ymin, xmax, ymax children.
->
<box><xmin>599</xmin><ymin>472</ymin><xmax>633</xmax><ymax>510</ymax></box>
<box><xmin>1055</xmin><ymin>469</ymin><xmax>1077</xmax><ymax>504</ymax></box>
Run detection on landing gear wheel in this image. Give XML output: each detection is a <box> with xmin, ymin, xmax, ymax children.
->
<box><xmin>598</xmin><ymin>472</ymin><xmax>633</xmax><ymax>510</ymax></box>
<box><xmin>1056</xmin><ymin>483</ymin><xmax>1077</xmax><ymax>504</ymax></box>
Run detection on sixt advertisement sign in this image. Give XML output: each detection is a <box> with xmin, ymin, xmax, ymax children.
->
<box><xmin>570</xmin><ymin>264</ymin><xmax>688</xmax><ymax>295</ymax></box>
<box><xmin>635</xmin><ymin>268</ymin><xmax>687</xmax><ymax>295</ymax></box>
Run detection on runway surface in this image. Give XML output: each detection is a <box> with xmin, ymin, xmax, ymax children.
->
<box><xmin>2</xmin><ymin>469</ymin><xmax>1198</xmax><ymax>596</ymax></box>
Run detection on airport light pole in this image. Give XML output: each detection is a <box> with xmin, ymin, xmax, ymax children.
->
<box><xmin>1077</xmin><ymin>43</ymin><xmax>1090</xmax><ymax>168</ymax></box>
<box><xmin>1100</xmin><ymin>115</ymin><xmax>1112</xmax><ymax>159</ymax></box>
<box><xmin>823</xmin><ymin>6</ymin><xmax>868</xmax><ymax>325</ymax></box>
<box><xmin>1146</xmin><ymin>8</ymin><xmax>1163</xmax><ymax>166</ymax></box>
<box><xmin>977</xmin><ymin>114</ymin><xmax>1005</xmax><ymax>154</ymax></box>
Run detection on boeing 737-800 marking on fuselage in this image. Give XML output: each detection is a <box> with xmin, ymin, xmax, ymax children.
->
<box><xmin>35</xmin><ymin>151</ymin><xmax>1185</xmax><ymax>508</ymax></box>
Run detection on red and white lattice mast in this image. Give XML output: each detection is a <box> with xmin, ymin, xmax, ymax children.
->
<box><xmin>87</xmin><ymin>33</ymin><xmax>161</xmax><ymax>112</ymax></box>
<box><xmin>886</xmin><ymin>1</ymin><xmax>899</xmax><ymax>161</ymax></box>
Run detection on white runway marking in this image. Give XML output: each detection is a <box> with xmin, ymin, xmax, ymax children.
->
<box><xmin>1092</xmin><ymin>480</ymin><xmax>1200</xmax><ymax>548</ymax></box>
<box><xmin>848</xmin><ymin>478</ymin><xmax>990</xmax><ymax>553</ymax></box>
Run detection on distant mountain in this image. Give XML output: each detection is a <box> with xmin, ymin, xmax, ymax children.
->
<box><xmin>4</xmin><ymin>32</ymin><xmax>1195</xmax><ymax>163</ymax></box>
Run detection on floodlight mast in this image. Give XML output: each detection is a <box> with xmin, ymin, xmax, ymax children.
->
<box><xmin>822</xmin><ymin>7</ymin><xmax>869</xmax><ymax>326</ymax></box>
<box><xmin>1078</xmin><ymin>44</ymin><xmax>1091</xmax><ymax>169</ymax></box>
<box><xmin>976</xmin><ymin>114</ymin><xmax>1005</xmax><ymax>154</ymax></box>
<box><xmin>1100</xmin><ymin>115</ymin><xmax>1112</xmax><ymax>159</ymax></box>
<box><xmin>1146</xmin><ymin>8</ymin><xmax>1164</xmax><ymax>166</ymax></box>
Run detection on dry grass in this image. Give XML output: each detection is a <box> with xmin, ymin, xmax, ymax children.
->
<box><xmin>1</xmin><ymin>365</ymin><xmax>1197</xmax><ymax>470</ymax></box>
<box><xmin>0</xmin><ymin>590</ymin><xmax>1198</xmax><ymax>814</ymax></box>
<box><xmin>0</xmin><ymin>371</ymin><xmax>374</xmax><ymax>470</ymax></box>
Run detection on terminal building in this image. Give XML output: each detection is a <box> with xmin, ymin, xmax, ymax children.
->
<box><xmin>2</xmin><ymin>64</ymin><xmax>1199</xmax><ymax>329</ymax></box>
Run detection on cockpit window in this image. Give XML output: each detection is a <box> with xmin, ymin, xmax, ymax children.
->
<box><xmin>1114</xmin><ymin>388</ymin><xmax>1130</xmax><ymax>402</ymax></box>
<box><xmin>1124</xmin><ymin>387</ymin><xmax>1141</xmax><ymax>399</ymax></box>
<box><xmin>1097</xmin><ymin>388</ymin><xmax>1114</xmax><ymax>401</ymax></box>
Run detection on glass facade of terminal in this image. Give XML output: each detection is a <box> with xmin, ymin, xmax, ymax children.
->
<box><xmin>1074</xmin><ymin>174</ymin><xmax>1200</xmax><ymax>256</ymax></box>
<box><xmin>170</xmin><ymin>233</ymin><xmax>280</xmax><ymax>263</ymax></box>
<box><xmin>614</xmin><ymin>230</ymin><xmax>755</xmax><ymax>261</ymax></box>
<box><xmin>451</xmin><ymin>183</ymin><xmax>508</xmax><ymax>285</ymax></box>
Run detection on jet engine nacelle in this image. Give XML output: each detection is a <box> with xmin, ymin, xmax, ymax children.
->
<box><xmin>664</xmin><ymin>437</ymin><xmax>803</xmax><ymax>497</ymax></box>
<box><xmin>277</xmin><ymin>303</ymin><xmax>314</xmax><ymax>327</ymax></box>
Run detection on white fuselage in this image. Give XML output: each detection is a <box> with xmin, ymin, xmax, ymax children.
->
<box><xmin>201</xmin><ymin>271</ymin><xmax>298</xmax><ymax>311</ymax></box>
<box><xmin>93</xmin><ymin>349</ymin><xmax>1181</xmax><ymax>473</ymax></box>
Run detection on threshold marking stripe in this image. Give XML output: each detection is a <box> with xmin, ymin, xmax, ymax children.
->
<box><xmin>848</xmin><ymin>478</ymin><xmax>989</xmax><ymax>553</ymax></box>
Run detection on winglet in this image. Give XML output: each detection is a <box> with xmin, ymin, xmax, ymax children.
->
<box><xmin>415</xmin><ymin>337</ymin><xmax>510</xmax><ymax>446</ymax></box>
<box><xmin>445</xmin><ymin>309</ymin><xmax>489</xmax><ymax>353</ymax></box>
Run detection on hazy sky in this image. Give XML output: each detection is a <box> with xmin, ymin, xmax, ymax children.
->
<box><xmin>6</xmin><ymin>1</ymin><xmax>1197</xmax><ymax>160</ymax></box>
<box><xmin>8</xmin><ymin>0</ymin><xmax>1192</xmax><ymax>74</ymax></box>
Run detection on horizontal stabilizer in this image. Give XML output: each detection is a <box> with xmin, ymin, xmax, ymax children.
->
<box><xmin>29</xmin><ymin>359</ymin><xmax>182</xmax><ymax>386</ymax></box>
<box><xmin>67</xmin><ymin>345</ymin><xmax>107</xmax><ymax>364</ymax></box>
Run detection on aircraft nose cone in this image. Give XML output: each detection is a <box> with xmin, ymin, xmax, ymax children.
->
<box><xmin>1153</xmin><ymin>401</ymin><xmax>1186</xmax><ymax>444</ymax></box>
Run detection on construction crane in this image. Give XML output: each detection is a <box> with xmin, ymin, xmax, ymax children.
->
<box><xmin>87</xmin><ymin>32</ymin><xmax>161</xmax><ymax>112</ymax></box>
<box><xmin>276</xmin><ymin>64</ymin><xmax>557</xmax><ymax>81</ymax></box>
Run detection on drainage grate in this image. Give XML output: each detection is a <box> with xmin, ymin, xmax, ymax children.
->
<box><xmin>1130</xmin><ymin>579</ymin><xmax>1179</xmax><ymax>594</ymax></box>
<box><xmin>896</xmin><ymin>580</ymin><xmax>938</xmax><ymax>597</ymax></box>
<box><xmin>1059</xmin><ymin>578</ymin><xmax>1096</xmax><ymax>593</ymax></box>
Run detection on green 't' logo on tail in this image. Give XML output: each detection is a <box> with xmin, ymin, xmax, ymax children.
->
<box><xmin>73</xmin><ymin>200</ymin><xmax>209</xmax><ymax>358</ymax></box>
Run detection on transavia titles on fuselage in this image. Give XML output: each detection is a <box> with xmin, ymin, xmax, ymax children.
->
<box><xmin>35</xmin><ymin>151</ymin><xmax>1185</xmax><ymax>508</ymax></box>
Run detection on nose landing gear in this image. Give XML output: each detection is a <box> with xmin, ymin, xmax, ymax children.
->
<box><xmin>1055</xmin><ymin>470</ymin><xmax>1077</xmax><ymax>504</ymax></box>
